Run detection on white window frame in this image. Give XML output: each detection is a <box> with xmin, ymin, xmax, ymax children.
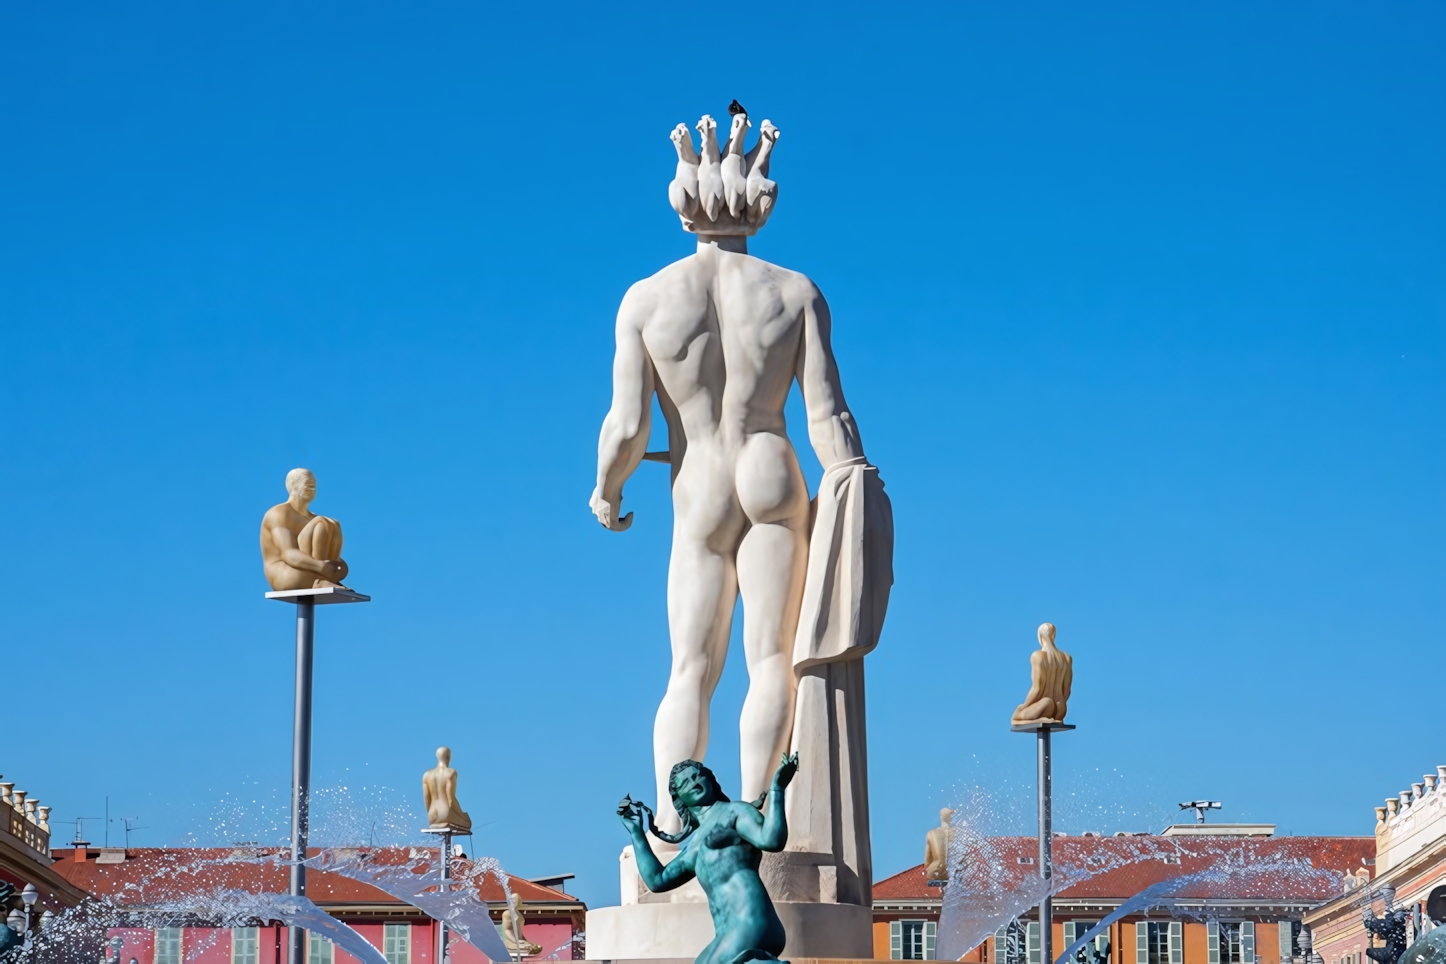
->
<box><xmin>155</xmin><ymin>927</ymin><xmax>182</xmax><ymax>964</ymax></box>
<box><xmin>384</xmin><ymin>922</ymin><xmax>411</xmax><ymax>964</ymax></box>
<box><xmin>309</xmin><ymin>930</ymin><xmax>334</xmax><ymax>964</ymax></box>
<box><xmin>232</xmin><ymin>927</ymin><xmax>259</xmax><ymax>964</ymax></box>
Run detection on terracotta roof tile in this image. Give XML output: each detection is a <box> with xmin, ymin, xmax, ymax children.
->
<box><xmin>875</xmin><ymin>836</ymin><xmax>1373</xmax><ymax>904</ymax></box>
<box><xmin>48</xmin><ymin>848</ymin><xmax>581</xmax><ymax>909</ymax></box>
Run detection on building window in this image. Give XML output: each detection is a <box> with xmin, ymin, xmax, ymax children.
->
<box><xmin>384</xmin><ymin>923</ymin><xmax>411</xmax><ymax>964</ymax></box>
<box><xmin>232</xmin><ymin>927</ymin><xmax>259</xmax><ymax>964</ymax></box>
<box><xmin>891</xmin><ymin>920</ymin><xmax>937</xmax><ymax>960</ymax></box>
<box><xmin>155</xmin><ymin>928</ymin><xmax>182</xmax><ymax>964</ymax></box>
<box><xmin>1220</xmin><ymin>923</ymin><xmax>1243</xmax><ymax>964</ymax></box>
<box><xmin>996</xmin><ymin>920</ymin><xmax>1026</xmax><ymax>964</ymax></box>
<box><xmin>309</xmin><ymin>932</ymin><xmax>334</xmax><ymax>964</ymax></box>
<box><xmin>1146</xmin><ymin>923</ymin><xmax>1171</xmax><ymax>964</ymax></box>
<box><xmin>1207</xmin><ymin>921</ymin><xmax>1254</xmax><ymax>964</ymax></box>
<box><xmin>1137</xmin><ymin>921</ymin><xmax>1181</xmax><ymax>964</ymax></box>
<box><xmin>1065</xmin><ymin>922</ymin><xmax>1110</xmax><ymax>964</ymax></box>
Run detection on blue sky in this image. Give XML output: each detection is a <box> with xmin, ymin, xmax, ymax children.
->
<box><xmin>1</xmin><ymin>3</ymin><xmax>1441</xmax><ymax>909</ymax></box>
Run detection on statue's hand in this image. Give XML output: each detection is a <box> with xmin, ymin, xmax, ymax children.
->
<box><xmin>772</xmin><ymin>752</ymin><xmax>799</xmax><ymax>791</ymax></box>
<box><xmin>617</xmin><ymin>795</ymin><xmax>645</xmax><ymax>836</ymax></box>
<box><xmin>590</xmin><ymin>487</ymin><xmax>633</xmax><ymax>532</ymax></box>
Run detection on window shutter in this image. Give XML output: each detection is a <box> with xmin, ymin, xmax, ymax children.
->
<box><xmin>927</xmin><ymin>922</ymin><xmax>938</xmax><ymax>961</ymax></box>
<box><xmin>1170</xmin><ymin>923</ymin><xmax>1182</xmax><ymax>964</ymax></box>
<box><xmin>893</xmin><ymin>921</ymin><xmax>903</xmax><ymax>960</ymax></box>
<box><xmin>1137</xmin><ymin>923</ymin><xmax>1149</xmax><ymax>964</ymax></box>
<box><xmin>1029</xmin><ymin>922</ymin><xmax>1041</xmax><ymax>964</ymax></box>
<box><xmin>1243</xmin><ymin>922</ymin><xmax>1255</xmax><ymax>964</ymax></box>
<box><xmin>1208</xmin><ymin>922</ymin><xmax>1220</xmax><ymax>964</ymax></box>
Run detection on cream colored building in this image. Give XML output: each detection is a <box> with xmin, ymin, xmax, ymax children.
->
<box><xmin>1303</xmin><ymin>765</ymin><xmax>1446</xmax><ymax>964</ymax></box>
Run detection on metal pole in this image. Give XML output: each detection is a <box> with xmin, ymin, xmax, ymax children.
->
<box><xmin>1038</xmin><ymin>728</ymin><xmax>1053</xmax><ymax>964</ymax></box>
<box><xmin>290</xmin><ymin>598</ymin><xmax>316</xmax><ymax>964</ymax></box>
<box><xmin>438</xmin><ymin>830</ymin><xmax>452</xmax><ymax>964</ymax></box>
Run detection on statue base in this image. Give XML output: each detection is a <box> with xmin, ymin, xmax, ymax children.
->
<box><xmin>585</xmin><ymin>901</ymin><xmax>873</xmax><ymax>961</ymax></box>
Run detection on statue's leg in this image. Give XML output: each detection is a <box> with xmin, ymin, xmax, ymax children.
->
<box><xmin>735</xmin><ymin>433</ymin><xmax>810</xmax><ymax>802</ymax></box>
<box><xmin>655</xmin><ymin>467</ymin><xmax>744</xmax><ymax>833</ymax></box>
<box><xmin>298</xmin><ymin>515</ymin><xmax>343</xmax><ymax>561</ymax></box>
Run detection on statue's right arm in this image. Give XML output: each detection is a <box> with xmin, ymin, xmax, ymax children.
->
<box><xmin>592</xmin><ymin>293</ymin><xmax>655</xmax><ymax>532</ymax></box>
<box><xmin>623</xmin><ymin>823</ymin><xmax>695</xmax><ymax>892</ymax></box>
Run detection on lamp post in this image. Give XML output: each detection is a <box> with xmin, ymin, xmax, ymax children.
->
<box><xmin>19</xmin><ymin>883</ymin><xmax>37</xmax><ymax>961</ymax></box>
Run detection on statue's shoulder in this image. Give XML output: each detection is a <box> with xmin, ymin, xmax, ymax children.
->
<box><xmin>261</xmin><ymin>502</ymin><xmax>295</xmax><ymax>527</ymax></box>
<box><xmin>742</xmin><ymin>255</ymin><xmax>819</xmax><ymax>297</ymax></box>
<box><xmin>620</xmin><ymin>255</ymin><xmax>709</xmax><ymax>314</ymax></box>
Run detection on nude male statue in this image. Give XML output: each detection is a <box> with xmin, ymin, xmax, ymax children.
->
<box><xmin>591</xmin><ymin>110</ymin><xmax>866</xmax><ymax>832</ymax></box>
<box><xmin>259</xmin><ymin>468</ymin><xmax>349</xmax><ymax>591</ymax></box>
<box><xmin>924</xmin><ymin>807</ymin><xmax>954</xmax><ymax>883</ymax></box>
<box><xmin>1011</xmin><ymin>622</ymin><xmax>1073</xmax><ymax>725</ymax></box>
<box><xmin>422</xmin><ymin>746</ymin><xmax>472</xmax><ymax>832</ymax></box>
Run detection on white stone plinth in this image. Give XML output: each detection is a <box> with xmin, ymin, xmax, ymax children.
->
<box><xmin>585</xmin><ymin>901</ymin><xmax>873</xmax><ymax>961</ymax></box>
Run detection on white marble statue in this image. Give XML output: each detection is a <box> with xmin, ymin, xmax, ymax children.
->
<box><xmin>591</xmin><ymin>103</ymin><xmax>893</xmax><ymax>909</ymax></box>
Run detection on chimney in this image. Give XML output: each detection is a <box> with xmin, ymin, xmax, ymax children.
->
<box><xmin>72</xmin><ymin>843</ymin><xmax>90</xmax><ymax>862</ymax></box>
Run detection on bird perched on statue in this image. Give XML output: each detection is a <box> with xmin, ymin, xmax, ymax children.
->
<box><xmin>728</xmin><ymin>99</ymin><xmax>748</xmax><ymax>117</ymax></box>
<box><xmin>720</xmin><ymin>110</ymin><xmax>751</xmax><ymax>218</ymax></box>
<box><xmin>668</xmin><ymin>123</ymin><xmax>700</xmax><ymax>219</ymax></box>
<box><xmin>745</xmin><ymin>119</ymin><xmax>780</xmax><ymax>226</ymax></box>
<box><xmin>695</xmin><ymin>114</ymin><xmax>724</xmax><ymax>222</ymax></box>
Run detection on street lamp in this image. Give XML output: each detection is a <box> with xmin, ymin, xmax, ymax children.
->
<box><xmin>19</xmin><ymin>883</ymin><xmax>37</xmax><ymax>960</ymax></box>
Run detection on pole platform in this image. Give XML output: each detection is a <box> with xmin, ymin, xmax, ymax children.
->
<box><xmin>266</xmin><ymin>587</ymin><xmax>371</xmax><ymax>605</ymax></box>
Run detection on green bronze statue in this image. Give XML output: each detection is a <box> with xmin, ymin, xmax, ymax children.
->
<box><xmin>618</xmin><ymin>753</ymin><xmax>799</xmax><ymax>964</ymax></box>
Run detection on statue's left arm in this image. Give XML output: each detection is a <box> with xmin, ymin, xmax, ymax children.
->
<box><xmin>736</xmin><ymin>753</ymin><xmax>798</xmax><ymax>853</ymax></box>
<box><xmin>796</xmin><ymin>284</ymin><xmax>864</xmax><ymax>468</ymax></box>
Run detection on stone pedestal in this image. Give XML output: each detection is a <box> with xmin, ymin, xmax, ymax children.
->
<box><xmin>585</xmin><ymin>901</ymin><xmax>873</xmax><ymax>961</ymax></box>
<box><xmin>590</xmin><ymin>842</ymin><xmax>875</xmax><ymax>961</ymax></box>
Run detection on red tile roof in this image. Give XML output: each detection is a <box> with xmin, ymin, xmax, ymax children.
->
<box><xmin>49</xmin><ymin>848</ymin><xmax>580</xmax><ymax>909</ymax></box>
<box><xmin>875</xmin><ymin>835</ymin><xmax>1373</xmax><ymax>903</ymax></box>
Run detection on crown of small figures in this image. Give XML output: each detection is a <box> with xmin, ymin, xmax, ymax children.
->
<box><xmin>668</xmin><ymin>103</ymin><xmax>781</xmax><ymax>237</ymax></box>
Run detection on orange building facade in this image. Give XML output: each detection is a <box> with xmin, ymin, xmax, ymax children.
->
<box><xmin>872</xmin><ymin>830</ymin><xmax>1372</xmax><ymax>964</ymax></box>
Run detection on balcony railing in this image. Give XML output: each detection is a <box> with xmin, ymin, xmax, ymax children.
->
<box><xmin>0</xmin><ymin>782</ymin><xmax>52</xmax><ymax>855</ymax></box>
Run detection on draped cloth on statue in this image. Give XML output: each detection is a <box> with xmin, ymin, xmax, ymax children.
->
<box><xmin>769</xmin><ymin>457</ymin><xmax>893</xmax><ymax>908</ymax></box>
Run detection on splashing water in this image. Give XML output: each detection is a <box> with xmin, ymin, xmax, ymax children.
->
<box><xmin>14</xmin><ymin>882</ymin><xmax>386</xmax><ymax>964</ymax></box>
<box><xmin>1054</xmin><ymin>858</ymin><xmax>1337</xmax><ymax>964</ymax></box>
<box><xmin>935</xmin><ymin>784</ymin><xmax>1340</xmax><ymax>962</ymax></box>
<box><xmin>304</xmin><ymin>847</ymin><xmax>516</xmax><ymax>962</ymax></box>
